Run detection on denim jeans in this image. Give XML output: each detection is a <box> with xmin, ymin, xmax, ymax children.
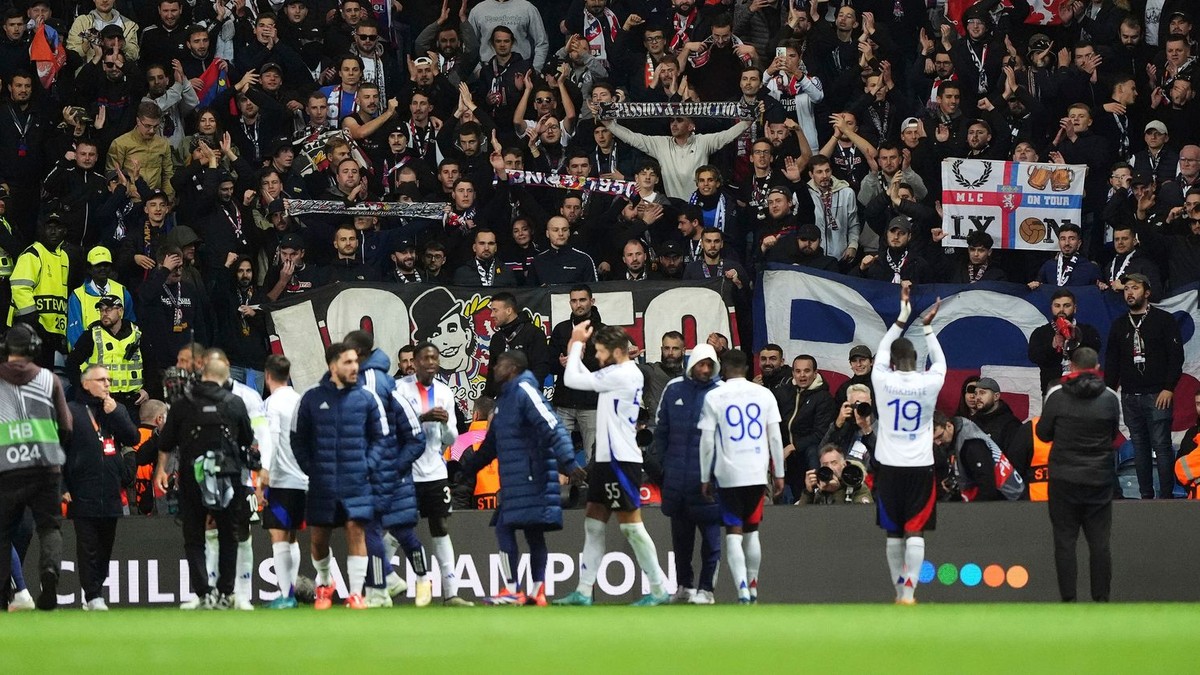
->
<box><xmin>1121</xmin><ymin>392</ymin><xmax>1176</xmax><ymax>499</ymax></box>
<box><xmin>230</xmin><ymin>367</ymin><xmax>264</xmax><ymax>393</ymax></box>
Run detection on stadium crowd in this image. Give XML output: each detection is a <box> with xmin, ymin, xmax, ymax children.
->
<box><xmin>1</xmin><ymin>0</ymin><xmax>1200</xmax><ymax>610</ymax></box>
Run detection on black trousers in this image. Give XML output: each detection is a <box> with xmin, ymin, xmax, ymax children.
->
<box><xmin>1048</xmin><ymin>478</ymin><xmax>1113</xmax><ymax>602</ymax></box>
<box><xmin>73</xmin><ymin>517</ymin><xmax>118</xmax><ymax>602</ymax></box>
<box><xmin>0</xmin><ymin>469</ymin><xmax>62</xmax><ymax>608</ymax></box>
<box><xmin>178</xmin><ymin>472</ymin><xmax>248</xmax><ymax>596</ymax></box>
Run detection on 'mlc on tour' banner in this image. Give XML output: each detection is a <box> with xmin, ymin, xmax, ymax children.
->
<box><xmin>941</xmin><ymin>158</ymin><xmax>1087</xmax><ymax>251</ymax></box>
<box><xmin>264</xmin><ymin>281</ymin><xmax>738</xmax><ymax>417</ymax></box>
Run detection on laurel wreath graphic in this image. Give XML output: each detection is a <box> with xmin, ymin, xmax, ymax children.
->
<box><xmin>951</xmin><ymin>159</ymin><xmax>992</xmax><ymax>188</ymax></box>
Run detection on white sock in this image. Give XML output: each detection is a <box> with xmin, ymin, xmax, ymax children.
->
<box><xmin>576</xmin><ymin>518</ymin><xmax>607</xmax><ymax>596</ymax></box>
<box><xmin>725</xmin><ymin>534</ymin><xmax>748</xmax><ymax>599</ymax></box>
<box><xmin>288</xmin><ymin>542</ymin><xmax>300</xmax><ymax>591</ymax></box>
<box><xmin>499</xmin><ymin>553</ymin><xmax>517</xmax><ymax>594</ymax></box>
<box><xmin>204</xmin><ymin>529</ymin><xmax>219</xmax><ymax>588</ymax></box>
<box><xmin>347</xmin><ymin>555</ymin><xmax>368</xmax><ymax>597</ymax></box>
<box><xmin>744</xmin><ymin>531</ymin><xmax>762</xmax><ymax>596</ymax></box>
<box><xmin>901</xmin><ymin>537</ymin><xmax>925</xmax><ymax>602</ymax></box>
<box><xmin>886</xmin><ymin>538</ymin><xmax>905</xmax><ymax>600</ymax></box>
<box><xmin>234</xmin><ymin>538</ymin><xmax>254</xmax><ymax>602</ymax></box>
<box><xmin>313</xmin><ymin>553</ymin><xmax>332</xmax><ymax>587</ymax></box>
<box><xmin>620</xmin><ymin>522</ymin><xmax>665</xmax><ymax>596</ymax></box>
<box><xmin>272</xmin><ymin>542</ymin><xmax>295</xmax><ymax>596</ymax></box>
<box><xmin>432</xmin><ymin>535</ymin><xmax>458</xmax><ymax>599</ymax></box>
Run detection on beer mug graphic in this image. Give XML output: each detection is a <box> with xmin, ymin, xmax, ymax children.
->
<box><xmin>1027</xmin><ymin>165</ymin><xmax>1052</xmax><ymax>190</ymax></box>
<box><xmin>1051</xmin><ymin>167</ymin><xmax>1076</xmax><ymax>191</ymax></box>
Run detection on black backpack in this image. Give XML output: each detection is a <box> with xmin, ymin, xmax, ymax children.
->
<box><xmin>184</xmin><ymin>388</ymin><xmax>243</xmax><ymax>477</ymax></box>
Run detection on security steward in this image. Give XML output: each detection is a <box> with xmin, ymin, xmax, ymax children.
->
<box><xmin>66</xmin><ymin>246</ymin><xmax>136</xmax><ymax>350</ymax></box>
<box><xmin>9</xmin><ymin>215</ymin><xmax>72</xmax><ymax>367</ymax></box>
<box><xmin>1036</xmin><ymin>347</ymin><xmax>1121</xmax><ymax>603</ymax></box>
<box><xmin>66</xmin><ymin>295</ymin><xmax>148</xmax><ymax>412</ymax></box>
<box><xmin>0</xmin><ymin>324</ymin><xmax>73</xmax><ymax>611</ymax></box>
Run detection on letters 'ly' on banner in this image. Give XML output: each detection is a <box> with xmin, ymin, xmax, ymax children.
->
<box><xmin>940</xmin><ymin>158</ymin><xmax>1088</xmax><ymax>251</ymax></box>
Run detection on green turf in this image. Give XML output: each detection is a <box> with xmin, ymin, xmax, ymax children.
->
<box><xmin>3</xmin><ymin>604</ymin><xmax>1198</xmax><ymax>672</ymax></box>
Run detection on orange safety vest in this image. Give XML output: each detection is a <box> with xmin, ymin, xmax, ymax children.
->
<box><xmin>1028</xmin><ymin>416</ymin><xmax>1052</xmax><ymax>501</ymax></box>
<box><xmin>133</xmin><ymin>426</ymin><xmax>155</xmax><ymax>514</ymax></box>
<box><xmin>443</xmin><ymin>421</ymin><xmax>500</xmax><ymax>509</ymax></box>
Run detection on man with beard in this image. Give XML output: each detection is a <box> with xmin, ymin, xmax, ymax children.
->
<box><xmin>348</xmin><ymin>19</ymin><xmax>401</xmax><ymax>104</ymax></box>
<box><xmin>856</xmin><ymin>218</ymin><xmax>934</xmax><ymax>284</ymax></box>
<box><xmin>67</xmin><ymin>247</ymin><xmax>137</xmax><ymax>353</ymax></box>
<box><xmin>341</xmin><ymin>84</ymin><xmax>399</xmax><ymax>159</ymax></box>
<box><xmin>140</xmin><ymin>0</ymin><xmax>189</xmax><ymax>67</ymax></box>
<box><xmin>655</xmin><ymin>240</ymin><xmax>686</xmax><ymax>280</ymax></box>
<box><xmin>910</xmin><ymin>43</ymin><xmax>957</xmax><ymax>114</ymax></box>
<box><xmin>921</xmin><ymin>82</ymin><xmax>969</xmax><ymax>159</ymax></box>
<box><xmin>639</xmin><ymin>332</ymin><xmax>687</xmax><ymax>433</ymax></box>
<box><xmin>488</xmin><ymin>291</ymin><xmax>551</xmax><ymax>388</ymax></box>
<box><xmin>834</xmin><ymin>345</ymin><xmax>875</xmax><ymax>407</ymax></box>
<box><xmin>1054</xmin><ymin>103</ymin><xmax>1117</xmax><ymax>252</ymax></box>
<box><xmin>198</xmin><ymin>170</ymin><xmax>257</xmax><ymax>279</ymax></box>
<box><xmin>737</xmin><ymin>139</ymin><xmax>793</xmax><ymax>235</ymax></box>
<box><xmin>1105</xmin><ymin>273</ymin><xmax>1184</xmax><ymax>499</ymax></box>
<box><xmin>970</xmin><ymin>378</ymin><xmax>1022</xmax><ymax>453</ymax></box>
<box><xmin>416</xmin><ymin>7</ymin><xmax>481</xmax><ymax>86</ymax></box>
<box><xmin>136</xmin><ymin>247</ymin><xmax>212</xmax><ymax>378</ymax></box>
<box><xmin>806</xmin><ymin>157</ymin><xmax>860</xmax><ymax>265</ymax></box>
<box><xmin>775</xmin><ymin>354</ymin><xmax>835</xmax><ymax>500</ymax></box>
<box><xmin>385</xmin><ymin>239</ymin><xmax>424</xmax><ymax>284</ymax></box>
<box><xmin>755</xmin><ymin>186</ymin><xmax>804</xmax><ymax>258</ymax></box>
<box><xmin>406</xmin><ymin>91</ymin><xmax>442</xmax><ymax>164</ymax></box>
<box><xmin>608</xmin><ymin>114</ymin><xmax>749</xmax><ymax>201</ymax></box>
<box><xmin>180</xmin><ymin>24</ymin><xmax>227</xmax><ymax>83</ymax></box>
<box><xmin>1029</xmin><ymin>289</ymin><xmax>1104</xmax><ymax>394</ymax></box>
<box><xmin>548</xmin><ymin>285</ymin><xmax>603</xmax><ymax>460</ymax></box>
<box><xmin>950</xmin><ymin>4</ymin><xmax>1005</xmax><ymax>112</ymax></box>
<box><xmin>752</xmin><ymin>343</ymin><xmax>787</xmax><ymax>390</ymax></box>
<box><xmin>209</xmin><ymin>256</ymin><xmax>268</xmax><ymax>385</ymax></box>
<box><xmin>683</xmin><ymin>228</ymin><xmax>747</xmax><ymax>290</ymax></box>
<box><xmin>1</xmin><ymin>73</ymin><xmax>50</xmax><ymax>233</ymax></box>
<box><xmin>763</xmin><ymin>223</ymin><xmax>840</xmax><ymax>271</ymax></box>
<box><xmin>327</xmin><ymin>225</ymin><xmax>381</xmax><ymax>283</ymax></box>
<box><xmin>1031</xmin><ymin>224</ymin><xmax>1102</xmax><ymax>288</ymax></box>
<box><xmin>615</xmin><ymin>239</ymin><xmax>660</xmax><ymax>282</ymax></box>
<box><xmin>452</xmin><ymin>229</ymin><xmax>516</xmax><ymax>287</ymax></box>
<box><xmin>265</xmin><ymin>234</ymin><xmax>327</xmax><ymax>301</ymax></box>
<box><xmin>963</xmin><ymin>119</ymin><xmax>1005</xmax><ymax>160</ymax></box>
<box><xmin>857</xmin><ymin>143</ymin><xmax>927</xmax><ymax>257</ymax></box>
<box><xmin>41</xmin><ymin>139</ymin><xmax>110</xmax><ymax>249</ymax></box>
<box><xmin>1100</xmin><ymin>223</ymin><xmax>1162</xmax><ymax>294</ymax></box>
<box><xmin>65</xmin><ymin>293</ymin><xmax>148</xmax><ymax>412</ymax></box>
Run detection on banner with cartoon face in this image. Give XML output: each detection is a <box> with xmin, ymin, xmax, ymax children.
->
<box><xmin>265</xmin><ymin>281</ymin><xmax>738</xmax><ymax>417</ymax></box>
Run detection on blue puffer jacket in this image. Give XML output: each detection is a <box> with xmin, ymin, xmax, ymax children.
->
<box><xmin>467</xmin><ymin>370</ymin><xmax>578</xmax><ymax>529</ymax></box>
<box><xmin>653</xmin><ymin>344</ymin><xmax>721</xmax><ymax>523</ymax></box>
<box><xmin>357</xmin><ymin>348</ymin><xmax>424</xmax><ymax>527</ymax></box>
<box><xmin>371</xmin><ymin>393</ymin><xmax>425</xmax><ymax>528</ymax></box>
<box><xmin>293</xmin><ymin>373</ymin><xmax>387</xmax><ymax>524</ymax></box>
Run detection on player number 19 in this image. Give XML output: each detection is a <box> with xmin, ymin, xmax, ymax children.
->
<box><xmin>887</xmin><ymin>399</ymin><xmax>922</xmax><ymax>433</ymax></box>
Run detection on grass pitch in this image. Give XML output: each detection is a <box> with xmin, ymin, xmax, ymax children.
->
<box><xmin>2</xmin><ymin>603</ymin><xmax>1197</xmax><ymax>673</ymax></box>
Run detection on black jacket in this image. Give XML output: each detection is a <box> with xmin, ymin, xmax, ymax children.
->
<box><xmin>549</xmin><ymin>307</ymin><xmax>603</xmax><ymax>410</ymax></box>
<box><xmin>972</xmin><ymin>399</ymin><xmax>1022</xmax><ymax>453</ymax></box>
<box><xmin>489</xmin><ymin>313</ymin><xmax>552</xmax><ymax>394</ymax></box>
<box><xmin>1104</xmin><ymin>306</ymin><xmax>1184</xmax><ymax>395</ymax></box>
<box><xmin>158</xmin><ymin>380</ymin><xmax>254</xmax><ymax>467</ymax></box>
<box><xmin>1037</xmin><ymin>371</ymin><xmax>1120</xmax><ymax>486</ymax></box>
<box><xmin>1028</xmin><ymin>320</ymin><xmax>1103</xmax><ymax>393</ymax></box>
<box><xmin>63</xmin><ymin>392</ymin><xmax>140</xmax><ymax>519</ymax></box>
<box><xmin>775</xmin><ymin>376</ymin><xmax>836</xmax><ymax>454</ymax></box>
<box><xmin>529</xmin><ymin>245</ymin><xmax>599</xmax><ymax>286</ymax></box>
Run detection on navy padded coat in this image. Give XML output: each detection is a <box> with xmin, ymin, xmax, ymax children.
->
<box><xmin>653</xmin><ymin>351</ymin><xmax>722</xmax><ymax>524</ymax></box>
<box><xmin>358</xmin><ymin>348</ymin><xmax>424</xmax><ymax>527</ymax></box>
<box><xmin>293</xmin><ymin>373</ymin><xmax>387</xmax><ymax>524</ymax></box>
<box><xmin>467</xmin><ymin>370</ymin><xmax>578</xmax><ymax>529</ymax></box>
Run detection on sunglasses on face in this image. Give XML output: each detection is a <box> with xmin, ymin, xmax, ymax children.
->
<box><xmin>357</xmin><ymin>33</ymin><xmax>378</xmax><ymax>40</ymax></box>
<box><xmin>535</xmin><ymin>97</ymin><xmax>554</xmax><ymax>104</ymax></box>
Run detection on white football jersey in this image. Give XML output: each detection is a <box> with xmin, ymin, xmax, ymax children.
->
<box><xmin>396</xmin><ymin>375</ymin><xmax>458</xmax><ymax>482</ymax></box>
<box><xmin>871</xmin><ymin>324</ymin><xmax>947</xmax><ymax>467</ymax></box>
<box><xmin>563</xmin><ymin>342</ymin><xmax>644</xmax><ymax>463</ymax></box>
<box><xmin>267</xmin><ymin>386</ymin><xmax>307</xmax><ymax>490</ymax></box>
<box><xmin>698</xmin><ymin>378</ymin><xmax>785</xmax><ymax>488</ymax></box>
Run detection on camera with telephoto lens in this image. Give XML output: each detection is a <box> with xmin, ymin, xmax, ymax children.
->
<box><xmin>841</xmin><ymin>461</ymin><xmax>866</xmax><ymax>502</ymax></box>
<box><xmin>815</xmin><ymin>466</ymin><xmax>836</xmax><ymax>485</ymax></box>
<box><xmin>853</xmin><ymin>401</ymin><xmax>873</xmax><ymax>417</ymax></box>
<box><xmin>65</xmin><ymin>106</ymin><xmax>94</xmax><ymax>127</ymax></box>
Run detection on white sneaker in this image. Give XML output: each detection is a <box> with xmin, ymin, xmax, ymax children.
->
<box><xmin>8</xmin><ymin>589</ymin><xmax>35</xmax><ymax>612</ymax></box>
<box><xmin>366</xmin><ymin>587</ymin><xmax>393</xmax><ymax>608</ymax></box>
<box><xmin>689</xmin><ymin>589</ymin><xmax>715</xmax><ymax>605</ymax></box>
<box><xmin>233</xmin><ymin>596</ymin><xmax>254</xmax><ymax>611</ymax></box>
<box><xmin>386</xmin><ymin>571</ymin><xmax>407</xmax><ymax>597</ymax></box>
<box><xmin>179</xmin><ymin>593</ymin><xmax>209</xmax><ymax>610</ymax></box>
<box><xmin>84</xmin><ymin>597</ymin><xmax>110</xmax><ymax>611</ymax></box>
<box><xmin>414</xmin><ymin>579</ymin><xmax>433</xmax><ymax>607</ymax></box>
<box><xmin>670</xmin><ymin>587</ymin><xmax>696</xmax><ymax>604</ymax></box>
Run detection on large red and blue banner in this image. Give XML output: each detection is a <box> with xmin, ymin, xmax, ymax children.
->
<box><xmin>755</xmin><ymin>266</ymin><xmax>1200</xmax><ymax>431</ymax></box>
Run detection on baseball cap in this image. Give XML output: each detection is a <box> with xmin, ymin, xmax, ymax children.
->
<box><xmin>848</xmin><ymin>345</ymin><xmax>873</xmax><ymax>361</ymax></box>
<box><xmin>901</xmin><ymin>117</ymin><xmax>921</xmax><ymax>131</ymax></box>
<box><xmin>267</xmin><ymin>198</ymin><xmax>286</xmax><ymax>216</ymax></box>
<box><xmin>887</xmin><ymin>216</ymin><xmax>912</xmax><ymax>233</ymax></box>
<box><xmin>270</xmin><ymin>136</ymin><xmax>295</xmax><ymax>156</ymax></box>
<box><xmin>766</xmin><ymin>186</ymin><xmax>793</xmax><ymax>200</ymax></box>
<box><xmin>94</xmin><ymin>294</ymin><xmax>123</xmax><ymax>310</ymax></box>
<box><xmin>1027</xmin><ymin>33</ymin><xmax>1051</xmax><ymax>53</ymax></box>
<box><xmin>1131</xmin><ymin>171</ymin><xmax>1154</xmax><ymax>187</ymax></box>
<box><xmin>1120</xmin><ymin>272</ymin><xmax>1151</xmax><ymax>290</ymax></box>
<box><xmin>279</xmin><ymin>233</ymin><xmax>305</xmax><ymax>250</ymax></box>
<box><xmin>796</xmin><ymin>223</ymin><xmax>821</xmax><ymax>241</ymax></box>
<box><xmin>260</xmin><ymin>62</ymin><xmax>283</xmax><ymax>75</ymax></box>
<box><xmin>1144</xmin><ymin>120</ymin><xmax>1168</xmax><ymax>134</ymax></box>
<box><xmin>391</xmin><ymin>238</ymin><xmax>417</xmax><ymax>253</ymax></box>
<box><xmin>975</xmin><ymin>377</ymin><xmax>1000</xmax><ymax>393</ymax></box>
<box><xmin>657</xmin><ymin>240</ymin><xmax>684</xmax><ymax>257</ymax></box>
<box><xmin>1169</xmin><ymin>10</ymin><xmax>1192</xmax><ymax>22</ymax></box>
<box><xmin>87</xmin><ymin>246</ymin><xmax>113</xmax><ymax>265</ymax></box>
<box><xmin>99</xmin><ymin>24</ymin><xmax>124</xmax><ymax>39</ymax></box>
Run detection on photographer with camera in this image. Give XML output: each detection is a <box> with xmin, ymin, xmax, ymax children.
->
<box><xmin>797</xmin><ymin>445</ymin><xmax>872</xmax><ymax>505</ymax></box>
<box><xmin>932</xmin><ymin>411</ymin><xmax>1025</xmax><ymax>503</ymax></box>
<box><xmin>819</xmin><ymin>383</ymin><xmax>876</xmax><ymax>465</ymax></box>
<box><xmin>154</xmin><ymin>356</ymin><xmax>255</xmax><ymax>610</ymax></box>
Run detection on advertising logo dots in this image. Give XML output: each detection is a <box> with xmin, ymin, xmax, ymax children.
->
<box><xmin>928</xmin><ymin>562</ymin><xmax>1031</xmax><ymax>589</ymax></box>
